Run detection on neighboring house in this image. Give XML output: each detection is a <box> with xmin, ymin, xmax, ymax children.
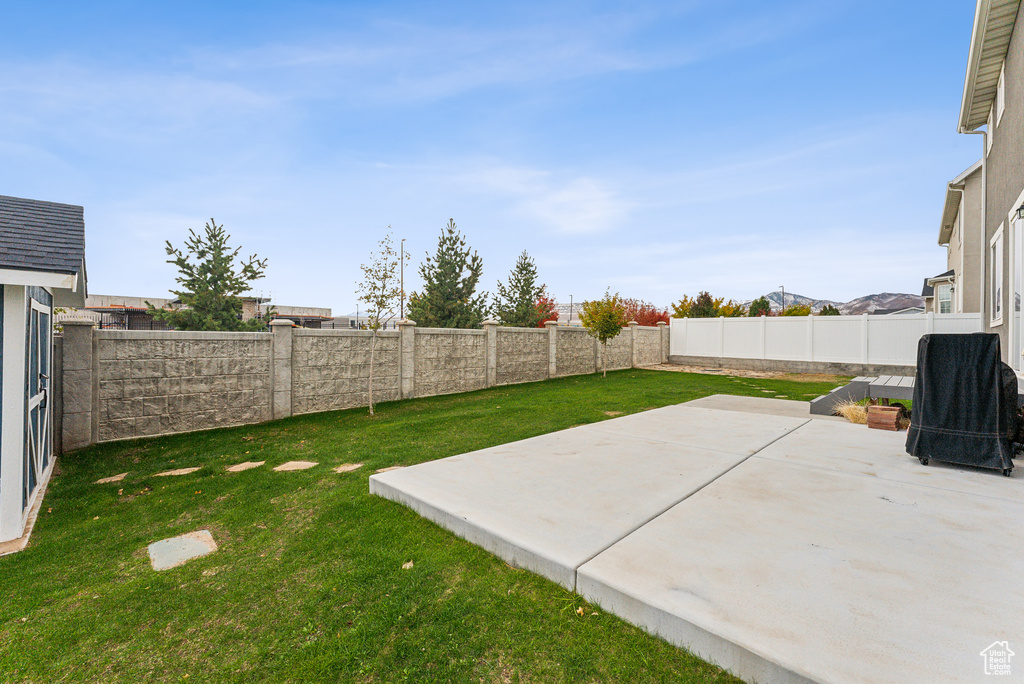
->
<box><xmin>957</xmin><ymin>0</ymin><xmax>1024</xmax><ymax>368</ymax></box>
<box><xmin>937</xmin><ymin>160</ymin><xmax>984</xmax><ymax>313</ymax></box>
<box><xmin>0</xmin><ymin>195</ymin><xmax>86</xmax><ymax>546</ymax></box>
<box><xmin>872</xmin><ymin>307</ymin><xmax>925</xmax><ymax>316</ymax></box>
<box><xmin>271</xmin><ymin>305</ymin><xmax>332</xmax><ymax>328</ymax></box>
<box><xmin>921</xmin><ymin>270</ymin><xmax>955</xmax><ymax>314</ymax></box>
<box><xmin>56</xmin><ymin>294</ymin><xmax>175</xmax><ymax>330</ymax></box>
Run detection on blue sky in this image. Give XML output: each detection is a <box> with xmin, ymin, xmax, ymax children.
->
<box><xmin>2</xmin><ymin>1</ymin><xmax>982</xmax><ymax>313</ymax></box>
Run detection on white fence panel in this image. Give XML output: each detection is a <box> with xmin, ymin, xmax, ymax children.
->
<box><xmin>670</xmin><ymin>313</ymin><xmax>985</xmax><ymax>366</ymax></box>
<box><xmin>812</xmin><ymin>315</ymin><xmax>865</xmax><ymax>363</ymax></box>
<box><xmin>722</xmin><ymin>318</ymin><xmax>762</xmax><ymax>358</ymax></box>
<box><xmin>866</xmin><ymin>316</ymin><xmax>927</xmax><ymax>365</ymax></box>
<box><xmin>678</xmin><ymin>318</ymin><xmax>723</xmax><ymax>357</ymax></box>
<box><xmin>933</xmin><ymin>313</ymin><xmax>988</xmax><ymax>333</ymax></box>
<box><xmin>765</xmin><ymin>317</ymin><xmax>810</xmax><ymax>360</ymax></box>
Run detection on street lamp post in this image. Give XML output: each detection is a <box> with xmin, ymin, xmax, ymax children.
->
<box><xmin>569</xmin><ymin>295</ymin><xmax>573</xmax><ymax>324</ymax></box>
<box><xmin>400</xmin><ymin>238</ymin><xmax>406</xmax><ymax>320</ymax></box>
<box><xmin>780</xmin><ymin>285</ymin><xmax>786</xmax><ymax>314</ymax></box>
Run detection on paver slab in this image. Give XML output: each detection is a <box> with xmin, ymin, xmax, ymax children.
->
<box><xmin>371</xmin><ymin>408</ymin><xmax>804</xmax><ymax>589</ymax></box>
<box><xmin>577</xmin><ymin>455</ymin><xmax>1024</xmax><ymax>684</ymax></box>
<box><xmin>273</xmin><ymin>461</ymin><xmax>318</xmax><ymax>471</ymax></box>
<box><xmin>226</xmin><ymin>461</ymin><xmax>265</xmax><ymax>472</ymax></box>
<box><xmin>154</xmin><ymin>467</ymin><xmax>200</xmax><ymax>477</ymax></box>
<box><xmin>148</xmin><ymin>530</ymin><xmax>218</xmax><ymax>571</ymax></box>
<box><xmin>334</xmin><ymin>463</ymin><xmax>364</xmax><ymax>473</ymax></box>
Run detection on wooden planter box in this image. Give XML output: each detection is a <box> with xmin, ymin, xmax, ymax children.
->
<box><xmin>867</xmin><ymin>405</ymin><xmax>902</xmax><ymax>431</ymax></box>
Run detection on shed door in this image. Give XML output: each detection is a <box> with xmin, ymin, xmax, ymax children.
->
<box><xmin>25</xmin><ymin>298</ymin><xmax>51</xmax><ymax>511</ymax></box>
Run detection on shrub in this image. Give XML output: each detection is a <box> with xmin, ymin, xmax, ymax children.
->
<box><xmin>782</xmin><ymin>304</ymin><xmax>812</xmax><ymax>316</ymax></box>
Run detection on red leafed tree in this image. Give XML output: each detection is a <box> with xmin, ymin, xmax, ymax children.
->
<box><xmin>535</xmin><ymin>295</ymin><xmax>559</xmax><ymax>327</ymax></box>
<box><xmin>619</xmin><ymin>298</ymin><xmax>669</xmax><ymax>326</ymax></box>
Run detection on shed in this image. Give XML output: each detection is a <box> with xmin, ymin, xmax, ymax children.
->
<box><xmin>0</xmin><ymin>195</ymin><xmax>87</xmax><ymax>546</ymax></box>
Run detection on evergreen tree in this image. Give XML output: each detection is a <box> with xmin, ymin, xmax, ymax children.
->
<box><xmin>748</xmin><ymin>295</ymin><xmax>772</xmax><ymax>317</ymax></box>
<box><xmin>493</xmin><ymin>251</ymin><xmax>549</xmax><ymax>327</ymax></box>
<box><xmin>406</xmin><ymin>219</ymin><xmax>489</xmax><ymax>328</ymax></box>
<box><xmin>689</xmin><ymin>291</ymin><xmax>718</xmax><ymax>318</ymax></box>
<box><xmin>819</xmin><ymin>303</ymin><xmax>841</xmax><ymax>316</ymax></box>
<box><xmin>580</xmin><ymin>290</ymin><xmax>626</xmax><ymax>378</ymax></box>
<box><xmin>150</xmin><ymin>219</ymin><xmax>269</xmax><ymax>331</ymax></box>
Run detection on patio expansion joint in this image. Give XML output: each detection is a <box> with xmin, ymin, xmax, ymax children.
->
<box><xmin>568</xmin><ymin>418</ymin><xmax>812</xmax><ymax>592</ymax></box>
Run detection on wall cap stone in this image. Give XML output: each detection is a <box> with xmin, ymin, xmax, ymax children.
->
<box><xmin>270</xmin><ymin>319</ymin><xmax>295</xmax><ymax>327</ymax></box>
<box><xmin>544</xmin><ymin>320</ymin><xmax>559</xmax><ymax>329</ymax></box>
<box><xmin>61</xmin><ymin>318</ymin><xmax>98</xmax><ymax>327</ymax></box>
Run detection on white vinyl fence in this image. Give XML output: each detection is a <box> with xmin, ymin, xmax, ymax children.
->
<box><xmin>670</xmin><ymin>313</ymin><xmax>984</xmax><ymax>367</ymax></box>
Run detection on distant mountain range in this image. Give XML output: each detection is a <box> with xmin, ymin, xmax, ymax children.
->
<box><xmin>746</xmin><ymin>291</ymin><xmax>925</xmax><ymax>315</ymax></box>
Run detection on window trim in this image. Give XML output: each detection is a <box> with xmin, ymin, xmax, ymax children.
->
<box><xmin>991</xmin><ymin>225</ymin><xmax>1004</xmax><ymax>326</ymax></box>
<box><xmin>997</xmin><ymin>62</ymin><xmax>1006</xmax><ymax>126</ymax></box>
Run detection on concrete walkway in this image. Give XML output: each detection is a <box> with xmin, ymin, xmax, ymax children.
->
<box><xmin>370</xmin><ymin>395</ymin><xmax>1024</xmax><ymax>684</ymax></box>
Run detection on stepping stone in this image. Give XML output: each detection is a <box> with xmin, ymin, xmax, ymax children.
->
<box><xmin>273</xmin><ymin>461</ymin><xmax>318</xmax><ymax>472</ymax></box>
<box><xmin>154</xmin><ymin>467</ymin><xmax>201</xmax><ymax>477</ymax></box>
<box><xmin>96</xmin><ymin>472</ymin><xmax>128</xmax><ymax>484</ymax></box>
<box><xmin>147</xmin><ymin>530</ymin><xmax>217</xmax><ymax>571</ymax></box>
<box><xmin>334</xmin><ymin>463</ymin><xmax>364</xmax><ymax>474</ymax></box>
<box><xmin>375</xmin><ymin>466</ymin><xmax>403</xmax><ymax>473</ymax></box>
<box><xmin>226</xmin><ymin>461</ymin><xmax>265</xmax><ymax>473</ymax></box>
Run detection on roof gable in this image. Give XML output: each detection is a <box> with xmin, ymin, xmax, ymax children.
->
<box><xmin>0</xmin><ymin>195</ymin><xmax>86</xmax><ymax>276</ymax></box>
<box><xmin>960</xmin><ymin>0</ymin><xmax>1021</xmax><ymax>131</ymax></box>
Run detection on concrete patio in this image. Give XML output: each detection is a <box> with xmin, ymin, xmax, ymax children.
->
<box><xmin>370</xmin><ymin>395</ymin><xmax>1024</xmax><ymax>684</ymax></box>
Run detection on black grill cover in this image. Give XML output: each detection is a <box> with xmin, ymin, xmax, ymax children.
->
<box><xmin>905</xmin><ymin>333</ymin><xmax>1017</xmax><ymax>471</ymax></box>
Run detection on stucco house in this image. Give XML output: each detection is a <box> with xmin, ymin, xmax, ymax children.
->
<box><xmin>0</xmin><ymin>195</ymin><xmax>87</xmax><ymax>546</ymax></box>
<box><xmin>944</xmin><ymin>0</ymin><xmax>1024</xmax><ymax>369</ymax></box>
<box><xmin>934</xmin><ymin>160</ymin><xmax>984</xmax><ymax>314</ymax></box>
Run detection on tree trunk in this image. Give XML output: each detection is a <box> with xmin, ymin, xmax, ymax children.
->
<box><xmin>602</xmin><ymin>340</ymin><xmax>607</xmax><ymax>378</ymax></box>
<box><xmin>368</xmin><ymin>329</ymin><xmax>377</xmax><ymax>416</ymax></box>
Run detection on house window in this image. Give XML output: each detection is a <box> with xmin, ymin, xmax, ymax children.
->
<box><xmin>997</xmin><ymin>62</ymin><xmax>1006</xmax><ymax>125</ymax></box>
<box><xmin>991</xmin><ymin>226</ymin><xmax>1004</xmax><ymax>325</ymax></box>
<box><xmin>937</xmin><ymin>284</ymin><xmax>952</xmax><ymax>314</ymax></box>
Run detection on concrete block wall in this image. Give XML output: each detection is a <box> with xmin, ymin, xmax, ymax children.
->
<box><xmin>555</xmin><ymin>327</ymin><xmax>598</xmax><ymax>376</ymax></box>
<box><xmin>495</xmin><ymin>328</ymin><xmax>549</xmax><ymax>385</ymax></box>
<box><xmin>292</xmin><ymin>330</ymin><xmax>400</xmax><ymax>414</ymax></box>
<box><xmin>94</xmin><ymin>331</ymin><xmax>272</xmax><ymax>442</ymax></box>
<box><xmin>60</xmin><ymin>320</ymin><xmax>670</xmax><ymax>449</ymax></box>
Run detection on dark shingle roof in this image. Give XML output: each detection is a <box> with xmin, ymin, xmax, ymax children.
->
<box><xmin>921</xmin><ymin>269</ymin><xmax>955</xmax><ymax>297</ymax></box>
<box><xmin>0</xmin><ymin>195</ymin><xmax>86</xmax><ymax>275</ymax></box>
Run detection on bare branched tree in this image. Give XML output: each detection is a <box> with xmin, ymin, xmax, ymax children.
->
<box><xmin>356</xmin><ymin>229</ymin><xmax>407</xmax><ymax>416</ymax></box>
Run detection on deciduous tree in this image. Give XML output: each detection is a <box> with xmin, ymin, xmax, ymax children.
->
<box><xmin>357</xmin><ymin>230</ymin><xmax>407</xmax><ymax>416</ymax></box>
<box><xmin>580</xmin><ymin>290</ymin><xmax>626</xmax><ymax>378</ymax></box>
<box><xmin>535</xmin><ymin>295</ymin><xmax>559</xmax><ymax>327</ymax></box>
<box><xmin>406</xmin><ymin>219</ymin><xmax>489</xmax><ymax>328</ymax></box>
<box><xmin>619</xmin><ymin>298</ymin><xmax>669</xmax><ymax>326</ymax></box>
<box><xmin>150</xmin><ymin>219</ymin><xmax>269</xmax><ymax>331</ymax></box>
<box><xmin>819</xmin><ymin>304</ymin><xmax>841</xmax><ymax>316</ymax></box>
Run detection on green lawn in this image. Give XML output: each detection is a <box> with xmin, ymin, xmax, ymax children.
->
<box><xmin>0</xmin><ymin>369</ymin><xmax>845</xmax><ymax>683</ymax></box>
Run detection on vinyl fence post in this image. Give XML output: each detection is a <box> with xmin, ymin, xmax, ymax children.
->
<box><xmin>926</xmin><ymin>311</ymin><xmax>935</xmax><ymax>334</ymax></box>
<box><xmin>761</xmin><ymin>314</ymin><xmax>767</xmax><ymax>360</ymax></box>
<box><xmin>807</xmin><ymin>314</ymin><xmax>814</xmax><ymax>362</ymax></box>
<box><xmin>719</xmin><ymin>316</ymin><xmax>725</xmax><ymax>359</ymax></box>
<box><xmin>861</xmin><ymin>313</ymin><xmax>869</xmax><ymax>364</ymax></box>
